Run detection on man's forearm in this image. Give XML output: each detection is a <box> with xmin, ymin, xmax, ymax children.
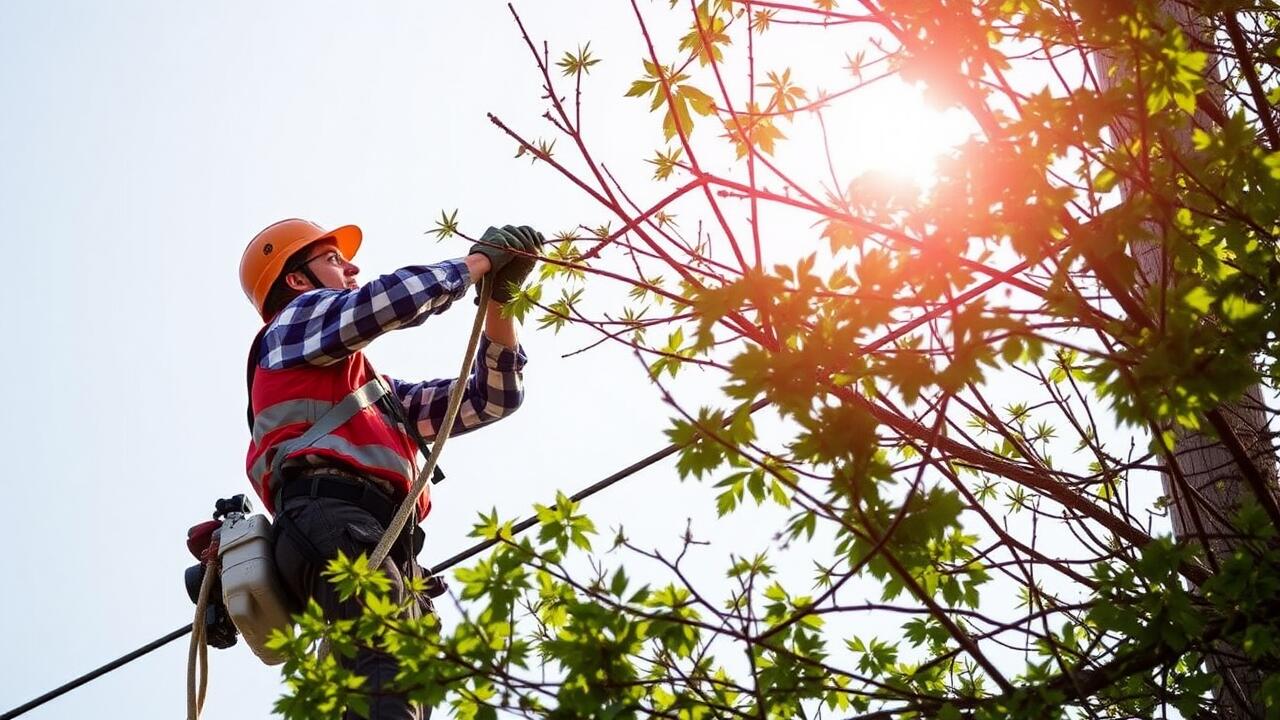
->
<box><xmin>262</xmin><ymin>261</ymin><xmax>471</xmax><ymax>369</ymax></box>
<box><xmin>483</xmin><ymin>301</ymin><xmax>519</xmax><ymax>347</ymax></box>
<box><xmin>463</xmin><ymin>252</ymin><xmax>520</xmax><ymax>347</ymax></box>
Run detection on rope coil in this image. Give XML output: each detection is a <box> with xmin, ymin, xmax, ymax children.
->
<box><xmin>186</xmin><ymin>557</ymin><xmax>217</xmax><ymax>720</ymax></box>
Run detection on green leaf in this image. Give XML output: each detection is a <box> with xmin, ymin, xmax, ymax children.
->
<box><xmin>426</xmin><ymin>209</ymin><xmax>460</xmax><ymax>240</ymax></box>
<box><xmin>1184</xmin><ymin>285</ymin><xmax>1213</xmax><ymax>314</ymax></box>
<box><xmin>609</xmin><ymin>567</ymin><xmax>629</xmax><ymax>597</ymax></box>
<box><xmin>555</xmin><ymin>42</ymin><xmax>601</xmax><ymax>77</ymax></box>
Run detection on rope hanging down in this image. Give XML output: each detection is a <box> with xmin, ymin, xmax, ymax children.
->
<box><xmin>186</xmin><ymin>558</ymin><xmax>218</xmax><ymax>720</ymax></box>
<box><xmin>369</xmin><ymin>277</ymin><xmax>493</xmax><ymax>569</ymax></box>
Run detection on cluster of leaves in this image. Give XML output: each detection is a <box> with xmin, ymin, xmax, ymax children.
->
<box><xmin>280</xmin><ymin>0</ymin><xmax>1280</xmax><ymax>717</ymax></box>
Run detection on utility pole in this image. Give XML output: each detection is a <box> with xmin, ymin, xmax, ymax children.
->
<box><xmin>1094</xmin><ymin>5</ymin><xmax>1278</xmax><ymax>717</ymax></box>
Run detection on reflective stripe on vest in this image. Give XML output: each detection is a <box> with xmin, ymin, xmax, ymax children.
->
<box><xmin>251</xmin><ymin>399</ymin><xmax>334</xmax><ymax>446</ymax></box>
<box><xmin>249</xmin><ymin>433</ymin><xmax>414</xmax><ymax>491</ymax></box>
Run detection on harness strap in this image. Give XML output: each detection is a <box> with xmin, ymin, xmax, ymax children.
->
<box><xmin>366</xmin><ymin>368</ymin><xmax>446</xmax><ymax>485</ymax></box>
<box><xmin>267</xmin><ymin>378</ymin><xmax>388</xmax><ymax>492</ymax></box>
<box><xmin>248</xmin><ymin>328</ymin><xmax>443</xmax><ymax>492</ymax></box>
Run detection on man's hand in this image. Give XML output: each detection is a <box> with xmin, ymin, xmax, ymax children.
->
<box><xmin>469</xmin><ymin>225</ymin><xmax>544</xmax><ymax>302</ymax></box>
<box><xmin>491</xmin><ymin>225</ymin><xmax>544</xmax><ymax>302</ymax></box>
<box><xmin>468</xmin><ymin>226</ymin><xmax>524</xmax><ymax>272</ymax></box>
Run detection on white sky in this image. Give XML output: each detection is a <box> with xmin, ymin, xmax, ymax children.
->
<box><xmin>0</xmin><ymin>2</ymin><xmax>692</xmax><ymax>716</ymax></box>
<box><xmin>0</xmin><ymin>2</ymin><xmax>1183</xmax><ymax>718</ymax></box>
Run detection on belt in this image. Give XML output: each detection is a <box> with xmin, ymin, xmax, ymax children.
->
<box><xmin>272</xmin><ymin>470</ymin><xmax>446</xmax><ymax>599</ymax></box>
<box><xmin>274</xmin><ymin>472</ymin><xmax>400</xmax><ymax>527</ymax></box>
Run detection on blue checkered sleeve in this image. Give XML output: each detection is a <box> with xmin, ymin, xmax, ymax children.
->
<box><xmin>260</xmin><ymin>259</ymin><xmax>471</xmax><ymax>369</ymax></box>
<box><xmin>388</xmin><ymin>335</ymin><xmax>527</xmax><ymax>440</ymax></box>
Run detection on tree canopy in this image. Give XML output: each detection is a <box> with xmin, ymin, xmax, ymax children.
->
<box><xmin>271</xmin><ymin>1</ymin><xmax>1280</xmax><ymax>718</ymax></box>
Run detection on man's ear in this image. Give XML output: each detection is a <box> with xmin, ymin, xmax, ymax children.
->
<box><xmin>283</xmin><ymin>271</ymin><xmax>312</xmax><ymax>292</ymax></box>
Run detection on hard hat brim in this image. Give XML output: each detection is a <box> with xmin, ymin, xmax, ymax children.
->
<box><xmin>326</xmin><ymin>224</ymin><xmax>362</xmax><ymax>263</ymax></box>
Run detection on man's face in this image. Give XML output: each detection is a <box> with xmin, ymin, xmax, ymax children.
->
<box><xmin>286</xmin><ymin>240</ymin><xmax>360</xmax><ymax>291</ymax></box>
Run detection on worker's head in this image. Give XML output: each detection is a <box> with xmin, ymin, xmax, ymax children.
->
<box><xmin>239</xmin><ymin>219</ymin><xmax>362</xmax><ymax>320</ymax></box>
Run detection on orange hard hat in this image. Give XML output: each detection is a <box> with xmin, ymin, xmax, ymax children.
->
<box><xmin>240</xmin><ymin>219</ymin><xmax>362</xmax><ymax>317</ymax></box>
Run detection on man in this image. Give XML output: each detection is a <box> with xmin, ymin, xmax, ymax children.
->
<box><xmin>238</xmin><ymin>218</ymin><xmax>542</xmax><ymax>719</ymax></box>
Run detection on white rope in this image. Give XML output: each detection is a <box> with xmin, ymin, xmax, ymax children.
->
<box><xmin>186</xmin><ymin>557</ymin><xmax>216</xmax><ymax>720</ymax></box>
<box><xmin>369</xmin><ymin>277</ymin><xmax>493</xmax><ymax>568</ymax></box>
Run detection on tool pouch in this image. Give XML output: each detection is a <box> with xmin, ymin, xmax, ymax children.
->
<box><xmin>218</xmin><ymin>513</ymin><xmax>292</xmax><ymax>665</ymax></box>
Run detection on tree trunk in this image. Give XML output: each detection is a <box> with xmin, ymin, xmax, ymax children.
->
<box><xmin>1093</xmin><ymin>5</ymin><xmax>1278</xmax><ymax>718</ymax></box>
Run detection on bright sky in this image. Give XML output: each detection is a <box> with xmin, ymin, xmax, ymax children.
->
<box><xmin>0</xmin><ymin>2</ymin><xmax>1095</xmax><ymax>718</ymax></box>
<box><xmin>0</xmin><ymin>2</ymin><xmax>687</xmax><ymax>717</ymax></box>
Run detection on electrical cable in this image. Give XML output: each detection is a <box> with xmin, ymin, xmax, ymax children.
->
<box><xmin>0</xmin><ymin>392</ymin><xmax>767</xmax><ymax>719</ymax></box>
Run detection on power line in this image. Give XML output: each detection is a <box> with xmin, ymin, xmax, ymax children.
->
<box><xmin>430</xmin><ymin>430</ymin><xmax>685</xmax><ymax>574</ymax></box>
<box><xmin>430</xmin><ymin>396</ymin><xmax>769</xmax><ymax>574</ymax></box>
<box><xmin>2</xmin><ymin>397</ymin><xmax>767</xmax><ymax>718</ymax></box>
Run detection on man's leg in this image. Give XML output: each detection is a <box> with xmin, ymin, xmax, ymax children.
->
<box><xmin>274</xmin><ymin>496</ymin><xmax>425</xmax><ymax>720</ymax></box>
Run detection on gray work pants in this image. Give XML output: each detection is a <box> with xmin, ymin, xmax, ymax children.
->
<box><xmin>273</xmin><ymin>495</ymin><xmax>431</xmax><ymax>720</ymax></box>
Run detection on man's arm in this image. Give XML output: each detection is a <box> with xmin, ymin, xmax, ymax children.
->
<box><xmin>481</xmin><ymin>300</ymin><xmax>519</xmax><ymax>347</ymax></box>
<box><xmin>460</xmin><ymin>250</ymin><xmax>522</xmax><ymax>348</ymax></box>
<box><xmin>388</xmin><ymin>335</ymin><xmax>527</xmax><ymax>441</ymax></box>
<box><xmin>260</xmin><ymin>226</ymin><xmax>539</xmax><ymax>370</ymax></box>
<box><xmin>260</xmin><ymin>259</ymin><xmax>474</xmax><ymax>369</ymax></box>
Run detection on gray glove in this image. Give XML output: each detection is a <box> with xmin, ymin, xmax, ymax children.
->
<box><xmin>491</xmin><ymin>225</ymin><xmax>545</xmax><ymax>302</ymax></box>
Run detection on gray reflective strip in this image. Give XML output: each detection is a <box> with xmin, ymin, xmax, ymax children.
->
<box><xmin>252</xmin><ymin>399</ymin><xmax>336</xmax><ymax>445</ymax></box>
<box><xmin>254</xmin><ymin>378</ymin><xmax>393</xmax><ymax>491</ymax></box>
<box><xmin>249</xmin><ymin>450</ymin><xmax>273</xmax><ymax>488</ymax></box>
<box><xmin>249</xmin><ymin>435</ymin><xmax>412</xmax><ymax>487</ymax></box>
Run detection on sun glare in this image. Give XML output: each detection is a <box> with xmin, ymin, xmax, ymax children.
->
<box><xmin>842</xmin><ymin>80</ymin><xmax>976</xmax><ymax>191</ymax></box>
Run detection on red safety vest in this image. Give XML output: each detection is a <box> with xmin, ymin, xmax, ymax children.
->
<box><xmin>245</xmin><ymin>349</ymin><xmax>431</xmax><ymax>520</ymax></box>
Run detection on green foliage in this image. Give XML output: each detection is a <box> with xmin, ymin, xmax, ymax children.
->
<box><xmin>425</xmin><ymin>209</ymin><xmax>460</xmax><ymax>241</ymax></box>
<box><xmin>555</xmin><ymin>43</ymin><xmax>600</xmax><ymax>77</ymax></box>
<box><xmin>625</xmin><ymin>60</ymin><xmax>716</xmax><ymax>141</ymax></box>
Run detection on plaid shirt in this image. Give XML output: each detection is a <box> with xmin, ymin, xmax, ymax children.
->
<box><xmin>257</xmin><ymin>258</ymin><xmax>526</xmax><ymax>441</ymax></box>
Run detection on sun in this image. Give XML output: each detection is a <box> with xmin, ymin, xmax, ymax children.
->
<box><xmin>840</xmin><ymin>79</ymin><xmax>977</xmax><ymax>191</ymax></box>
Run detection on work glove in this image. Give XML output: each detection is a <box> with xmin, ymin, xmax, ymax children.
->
<box><xmin>469</xmin><ymin>225</ymin><xmax>527</xmax><ymax>274</ymax></box>
<box><xmin>491</xmin><ymin>225</ymin><xmax>545</xmax><ymax>302</ymax></box>
<box><xmin>471</xmin><ymin>225</ymin><xmax>545</xmax><ymax>302</ymax></box>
